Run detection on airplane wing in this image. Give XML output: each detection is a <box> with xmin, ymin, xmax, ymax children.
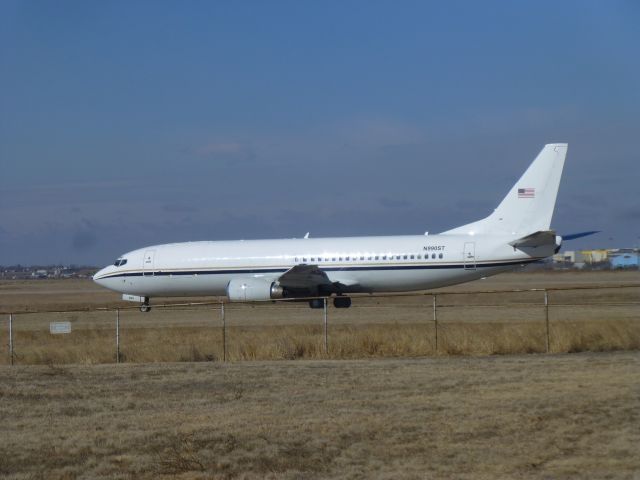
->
<box><xmin>277</xmin><ymin>264</ymin><xmax>334</xmax><ymax>294</ymax></box>
<box><xmin>277</xmin><ymin>264</ymin><xmax>363</xmax><ymax>295</ymax></box>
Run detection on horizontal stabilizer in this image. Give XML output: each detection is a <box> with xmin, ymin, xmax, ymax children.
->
<box><xmin>509</xmin><ymin>230</ymin><xmax>556</xmax><ymax>248</ymax></box>
<box><xmin>561</xmin><ymin>231</ymin><xmax>600</xmax><ymax>241</ymax></box>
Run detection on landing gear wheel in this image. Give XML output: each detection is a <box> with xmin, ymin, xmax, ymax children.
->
<box><xmin>333</xmin><ymin>296</ymin><xmax>352</xmax><ymax>308</ymax></box>
<box><xmin>308</xmin><ymin>298</ymin><xmax>325</xmax><ymax>309</ymax></box>
<box><xmin>140</xmin><ymin>297</ymin><xmax>151</xmax><ymax>313</ymax></box>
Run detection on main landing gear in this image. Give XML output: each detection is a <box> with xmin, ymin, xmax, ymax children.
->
<box><xmin>333</xmin><ymin>296</ymin><xmax>351</xmax><ymax>308</ymax></box>
<box><xmin>139</xmin><ymin>297</ymin><xmax>151</xmax><ymax>313</ymax></box>
<box><xmin>307</xmin><ymin>296</ymin><xmax>352</xmax><ymax>309</ymax></box>
<box><xmin>309</xmin><ymin>298</ymin><xmax>324</xmax><ymax>309</ymax></box>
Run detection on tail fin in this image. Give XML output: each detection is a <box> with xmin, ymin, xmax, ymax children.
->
<box><xmin>443</xmin><ymin>143</ymin><xmax>567</xmax><ymax>236</ymax></box>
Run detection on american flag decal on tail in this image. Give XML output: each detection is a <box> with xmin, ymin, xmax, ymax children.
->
<box><xmin>518</xmin><ymin>187</ymin><xmax>535</xmax><ymax>198</ymax></box>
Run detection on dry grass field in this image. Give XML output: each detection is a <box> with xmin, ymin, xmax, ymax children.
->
<box><xmin>0</xmin><ymin>272</ymin><xmax>638</xmax><ymax>479</ymax></box>
<box><xmin>1</xmin><ymin>270</ymin><xmax>639</xmax><ymax>313</ymax></box>
<box><xmin>1</xmin><ymin>352</ymin><xmax>639</xmax><ymax>479</ymax></box>
<box><xmin>4</xmin><ymin>315</ymin><xmax>640</xmax><ymax>365</ymax></box>
<box><xmin>0</xmin><ymin>271</ymin><xmax>639</xmax><ymax>364</ymax></box>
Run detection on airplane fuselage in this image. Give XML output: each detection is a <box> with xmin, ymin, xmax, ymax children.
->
<box><xmin>93</xmin><ymin>234</ymin><xmax>550</xmax><ymax>298</ymax></box>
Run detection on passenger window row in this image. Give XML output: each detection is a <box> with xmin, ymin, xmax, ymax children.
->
<box><xmin>294</xmin><ymin>253</ymin><xmax>444</xmax><ymax>263</ymax></box>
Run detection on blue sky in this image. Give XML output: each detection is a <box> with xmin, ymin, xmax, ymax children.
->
<box><xmin>1</xmin><ymin>1</ymin><xmax>639</xmax><ymax>265</ymax></box>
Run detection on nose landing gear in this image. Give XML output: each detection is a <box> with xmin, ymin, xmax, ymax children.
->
<box><xmin>139</xmin><ymin>297</ymin><xmax>151</xmax><ymax>313</ymax></box>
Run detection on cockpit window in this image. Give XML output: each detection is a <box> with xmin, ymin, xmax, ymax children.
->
<box><xmin>113</xmin><ymin>258</ymin><xmax>128</xmax><ymax>267</ymax></box>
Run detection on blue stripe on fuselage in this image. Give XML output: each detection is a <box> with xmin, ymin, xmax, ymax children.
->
<box><xmin>96</xmin><ymin>259</ymin><xmax>538</xmax><ymax>280</ymax></box>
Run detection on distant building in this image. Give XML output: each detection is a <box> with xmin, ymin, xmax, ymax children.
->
<box><xmin>609</xmin><ymin>251</ymin><xmax>639</xmax><ymax>269</ymax></box>
<box><xmin>1</xmin><ymin>265</ymin><xmax>94</xmax><ymax>279</ymax></box>
<box><xmin>32</xmin><ymin>269</ymin><xmax>48</xmax><ymax>279</ymax></box>
<box><xmin>580</xmin><ymin>249</ymin><xmax>609</xmax><ymax>264</ymax></box>
<box><xmin>552</xmin><ymin>247</ymin><xmax>640</xmax><ymax>270</ymax></box>
<box><xmin>553</xmin><ymin>250</ymin><xmax>576</xmax><ymax>264</ymax></box>
<box><xmin>552</xmin><ymin>250</ymin><xmax>588</xmax><ymax>268</ymax></box>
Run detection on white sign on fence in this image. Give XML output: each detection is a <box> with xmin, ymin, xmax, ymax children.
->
<box><xmin>50</xmin><ymin>321</ymin><xmax>72</xmax><ymax>334</ymax></box>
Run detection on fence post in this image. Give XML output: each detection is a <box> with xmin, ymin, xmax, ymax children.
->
<box><xmin>544</xmin><ymin>290</ymin><xmax>550</xmax><ymax>353</ymax></box>
<box><xmin>9</xmin><ymin>313</ymin><xmax>14</xmax><ymax>366</ymax></box>
<box><xmin>433</xmin><ymin>294</ymin><xmax>438</xmax><ymax>354</ymax></box>
<box><xmin>221</xmin><ymin>302</ymin><xmax>226</xmax><ymax>362</ymax></box>
<box><xmin>323</xmin><ymin>298</ymin><xmax>328</xmax><ymax>355</ymax></box>
<box><xmin>115</xmin><ymin>309</ymin><xmax>120</xmax><ymax>364</ymax></box>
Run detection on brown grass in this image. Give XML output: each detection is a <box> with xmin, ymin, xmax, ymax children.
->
<box><xmin>1</xmin><ymin>270</ymin><xmax>638</xmax><ymax>313</ymax></box>
<box><xmin>3</xmin><ymin>318</ymin><xmax>639</xmax><ymax>365</ymax></box>
<box><xmin>1</xmin><ymin>352</ymin><xmax>638</xmax><ymax>479</ymax></box>
<box><xmin>0</xmin><ymin>272</ymin><xmax>638</xmax><ymax>365</ymax></box>
<box><xmin>1</xmin><ymin>273</ymin><xmax>638</xmax><ymax>479</ymax></box>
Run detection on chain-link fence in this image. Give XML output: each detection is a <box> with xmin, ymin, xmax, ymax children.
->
<box><xmin>2</xmin><ymin>285</ymin><xmax>639</xmax><ymax>365</ymax></box>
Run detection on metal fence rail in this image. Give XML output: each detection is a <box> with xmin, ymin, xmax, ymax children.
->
<box><xmin>3</xmin><ymin>285</ymin><xmax>639</xmax><ymax>365</ymax></box>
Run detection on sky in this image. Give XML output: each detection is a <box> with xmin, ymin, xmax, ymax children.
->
<box><xmin>1</xmin><ymin>1</ymin><xmax>639</xmax><ymax>265</ymax></box>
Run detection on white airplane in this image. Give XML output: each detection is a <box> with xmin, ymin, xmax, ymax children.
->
<box><xmin>94</xmin><ymin>143</ymin><xmax>583</xmax><ymax>311</ymax></box>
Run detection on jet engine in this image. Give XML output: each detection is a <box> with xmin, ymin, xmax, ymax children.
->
<box><xmin>227</xmin><ymin>277</ymin><xmax>284</xmax><ymax>302</ymax></box>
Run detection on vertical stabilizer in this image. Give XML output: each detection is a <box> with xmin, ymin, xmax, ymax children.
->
<box><xmin>443</xmin><ymin>143</ymin><xmax>567</xmax><ymax>236</ymax></box>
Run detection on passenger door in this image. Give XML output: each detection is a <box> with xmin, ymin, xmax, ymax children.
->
<box><xmin>142</xmin><ymin>250</ymin><xmax>156</xmax><ymax>276</ymax></box>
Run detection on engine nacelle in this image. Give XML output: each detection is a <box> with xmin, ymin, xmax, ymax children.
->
<box><xmin>227</xmin><ymin>277</ymin><xmax>284</xmax><ymax>302</ymax></box>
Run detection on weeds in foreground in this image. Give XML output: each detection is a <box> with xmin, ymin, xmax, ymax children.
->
<box><xmin>156</xmin><ymin>433</ymin><xmax>204</xmax><ymax>474</ymax></box>
<box><xmin>3</xmin><ymin>319</ymin><xmax>638</xmax><ymax>365</ymax></box>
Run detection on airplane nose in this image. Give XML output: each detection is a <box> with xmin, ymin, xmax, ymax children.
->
<box><xmin>93</xmin><ymin>266</ymin><xmax>110</xmax><ymax>283</ymax></box>
<box><xmin>93</xmin><ymin>265</ymin><xmax>125</xmax><ymax>294</ymax></box>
